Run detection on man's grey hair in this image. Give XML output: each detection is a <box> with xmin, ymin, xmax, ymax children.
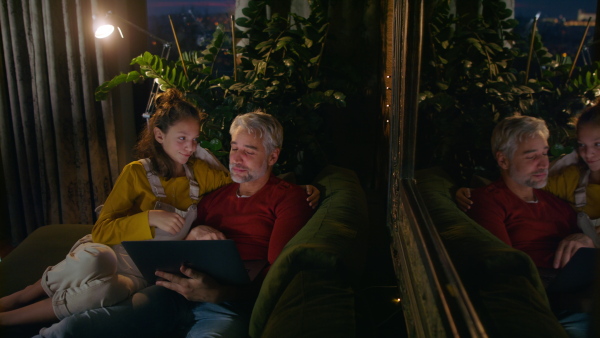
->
<box><xmin>229</xmin><ymin>111</ymin><xmax>283</xmax><ymax>154</ymax></box>
<box><xmin>491</xmin><ymin>115</ymin><xmax>550</xmax><ymax>159</ymax></box>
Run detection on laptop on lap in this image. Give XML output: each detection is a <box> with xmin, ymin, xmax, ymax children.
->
<box><xmin>121</xmin><ymin>240</ymin><xmax>266</xmax><ymax>285</ymax></box>
<box><xmin>544</xmin><ymin>247</ymin><xmax>599</xmax><ymax>293</ymax></box>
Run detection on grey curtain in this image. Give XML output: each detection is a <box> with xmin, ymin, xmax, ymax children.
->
<box><xmin>0</xmin><ymin>0</ymin><xmax>118</xmax><ymax>246</ymax></box>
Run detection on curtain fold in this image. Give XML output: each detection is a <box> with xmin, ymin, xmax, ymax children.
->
<box><xmin>0</xmin><ymin>0</ymin><xmax>116</xmax><ymax>246</ymax></box>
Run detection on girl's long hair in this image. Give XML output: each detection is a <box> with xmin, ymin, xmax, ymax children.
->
<box><xmin>576</xmin><ymin>101</ymin><xmax>600</xmax><ymax>131</ymax></box>
<box><xmin>574</xmin><ymin>101</ymin><xmax>600</xmax><ymax>170</ymax></box>
<box><xmin>133</xmin><ymin>89</ymin><xmax>206</xmax><ymax>178</ymax></box>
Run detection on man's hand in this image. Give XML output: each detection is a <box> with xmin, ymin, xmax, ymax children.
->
<box><xmin>148</xmin><ymin>210</ymin><xmax>185</xmax><ymax>235</ymax></box>
<box><xmin>185</xmin><ymin>225</ymin><xmax>226</xmax><ymax>240</ymax></box>
<box><xmin>155</xmin><ymin>266</ymin><xmax>233</xmax><ymax>303</ymax></box>
<box><xmin>302</xmin><ymin>185</ymin><xmax>320</xmax><ymax>209</ymax></box>
<box><xmin>455</xmin><ymin>187</ymin><xmax>473</xmax><ymax>212</ymax></box>
<box><xmin>553</xmin><ymin>233</ymin><xmax>595</xmax><ymax>269</ymax></box>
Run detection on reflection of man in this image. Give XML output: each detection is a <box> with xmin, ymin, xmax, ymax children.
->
<box><xmin>37</xmin><ymin>112</ymin><xmax>314</xmax><ymax>338</ymax></box>
<box><xmin>467</xmin><ymin>116</ymin><xmax>594</xmax><ymax>270</ymax></box>
<box><xmin>466</xmin><ymin>116</ymin><xmax>594</xmax><ymax>337</ymax></box>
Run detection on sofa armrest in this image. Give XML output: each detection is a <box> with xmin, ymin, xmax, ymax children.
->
<box><xmin>259</xmin><ymin>269</ymin><xmax>356</xmax><ymax>337</ymax></box>
<box><xmin>0</xmin><ymin>224</ymin><xmax>93</xmax><ymax>297</ymax></box>
<box><xmin>415</xmin><ymin>167</ymin><xmax>568</xmax><ymax>338</ymax></box>
<box><xmin>249</xmin><ymin>165</ymin><xmax>368</xmax><ymax>338</ymax></box>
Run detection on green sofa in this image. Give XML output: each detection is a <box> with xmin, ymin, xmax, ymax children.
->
<box><xmin>414</xmin><ymin>167</ymin><xmax>569</xmax><ymax>338</ymax></box>
<box><xmin>0</xmin><ymin>165</ymin><xmax>368</xmax><ymax>338</ymax></box>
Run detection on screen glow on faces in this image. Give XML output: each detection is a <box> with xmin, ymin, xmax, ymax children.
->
<box><xmin>228</xmin><ymin>129</ymin><xmax>269</xmax><ymax>183</ymax></box>
<box><xmin>577</xmin><ymin>123</ymin><xmax>600</xmax><ymax>172</ymax></box>
<box><xmin>506</xmin><ymin>134</ymin><xmax>550</xmax><ymax>189</ymax></box>
<box><xmin>156</xmin><ymin>118</ymin><xmax>200</xmax><ymax>166</ymax></box>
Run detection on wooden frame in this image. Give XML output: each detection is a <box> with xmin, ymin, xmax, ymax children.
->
<box><xmin>386</xmin><ymin>0</ymin><xmax>487</xmax><ymax>336</ymax></box>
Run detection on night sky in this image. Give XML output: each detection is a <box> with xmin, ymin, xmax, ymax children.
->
<box><xmin>145</xmin><ymin>1</ymin><xmax>597</xmax><ymax>21</ymax></box>
<box><xmin>515</xmin><ymin>0</ymin><xmax>597</xmax><ymax>20</ymax></box>
<box><xmin>147</xmin><ymin>0</ymin><xmax>235</xmax><ymax>16</ymax></box>
<box><xmin>144</xmin><ymin>1</ymin><xmax>597</xmax><ymax>22</ymax></box>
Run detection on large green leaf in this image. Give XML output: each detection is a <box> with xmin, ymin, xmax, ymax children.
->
<box><xmin>95</xmin><ymin>71</ymin><xmax>142</xmax><ymax>100</ymax></box>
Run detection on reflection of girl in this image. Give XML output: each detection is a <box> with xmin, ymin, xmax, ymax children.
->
<box><xmin>544</xmin><ymin>103</ymin><xmax>600</xmax><ymax>245</ymax></box>
<box><xmin>457</xmin><ymin>105</ymin><xmax>600</xmax><ymax>241</ymax></box>
<box><xmin>545</xmin><ymin>103</ymin><xmax>600</xmax><ymax>223</ymax></box>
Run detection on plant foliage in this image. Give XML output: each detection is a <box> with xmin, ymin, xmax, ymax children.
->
<box><xmin>418</xmin><ymin>0</ymin><xmax>600</xmax><ymax>182</ymax></box>
<box><xmin>95</xmin><ymin>0</ymin><xmax>346</xmax><ymax>179</ymax></box>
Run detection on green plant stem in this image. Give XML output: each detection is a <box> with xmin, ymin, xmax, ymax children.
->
<box><xmin>475</xmin><ymin>33</ymin><xmax>496</xmax><ymax>78</ymax></box>
<box><xmin>312</xmin><ymin>23</ymin><xmax>330</xmax><ymax>81</ymax></box>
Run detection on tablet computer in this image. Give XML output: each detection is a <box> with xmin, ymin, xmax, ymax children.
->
<box><xmin>545</xmin><ymin>247</ymin><xmax>599</xmax><ymax>293</ymax></box>
<box><xmin>121</xmin><ymin>240</ymin><xmax>266</xmax><ymax>286</ymax></box>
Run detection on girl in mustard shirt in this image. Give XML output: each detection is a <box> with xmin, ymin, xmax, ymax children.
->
<box><xmin>0</xmin><ymin>89</ymin><xmax>232</xmax><ymax>326</ymax></box>
<box><xmin>545</xmin><ymin>104</ymin><xmax>600</xmax><ymax>222</ymax></box>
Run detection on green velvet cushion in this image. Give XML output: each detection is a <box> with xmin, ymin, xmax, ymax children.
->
<box><xmin>260</xmin><ymin>269</ymin><xmax>356</xmax><ymax>338</ymax></box>
<box><xmin>0</xmin><ymin>224</ymin><xmax>93</xmax><ymax>297</ymax></box>
<box><xmin>415</xmin><ymin>167</ymin><xmax>568</xmax><ymax>337</ymax></box>
<box><xmin>249</xmin><ymin>165</ymin><xmax>368</xmax><ymax>338</ymax></box>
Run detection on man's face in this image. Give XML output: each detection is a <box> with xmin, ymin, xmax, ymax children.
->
<box><xmin>228</xmin><ymin>129</ymin><xmax>278</xmax><ymax>183</ymax></box>
<box><xmin>498</xmin><ymin>134</ymin><xmax>550</xmax><ymax>189</ymax></box>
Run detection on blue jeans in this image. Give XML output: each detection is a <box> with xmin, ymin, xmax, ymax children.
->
<box><xmin>34</xmin><ymin>286</ymin><xmax>253</xmax><ymax>338</ymax></box>
<box><xmin>186</xmin><ymin>301</ymin><xmax>253</xmax><ymax>338</ymax></box>
<box><xmin>556</xmin><ymin>310</ymin><xmax>591</xmax><ymax>338</ymax></box>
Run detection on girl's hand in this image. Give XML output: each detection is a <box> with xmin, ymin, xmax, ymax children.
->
<box><xmin>148</xmin><ymin>210</ymin><xmax>185</xmax><ymax>235</ymax></box>
<box><xmin>302</xmin><ymin>185</ymin><xmax>320</xmax><ymax>209</ymax></box>
<box><xmin>185</xmin><ymin>225</ymin><xmax>226</xmax><ymax>240</ymax></box>
<box><xmin>455</xmin><ymin>187</ymin><xmax>473</xmax><ymax>212</ymax></box>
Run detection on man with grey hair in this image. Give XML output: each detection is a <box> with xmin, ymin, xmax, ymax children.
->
<box><xmin>468</xmin><ymin>115</ymin><xmax>594</xmax><ymax>270</ymax></box>
<box><xmin>467</xmin><ymin>115</ymin><xmax>595</xmax><ymax>337</ymax></box>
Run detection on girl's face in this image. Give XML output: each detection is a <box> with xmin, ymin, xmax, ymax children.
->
<box><xmin>577</xmin><ymin>123</ymin><xmax>600</xmax><ymax>171</ymax></box>
<box><xmin>154</xmin><ymin>118</ymin><xmax>200</xmax><ymax>166</ymax></box>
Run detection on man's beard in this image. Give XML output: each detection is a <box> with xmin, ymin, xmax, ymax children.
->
<box><xmin>510</xmin><ymin>167</ymin><xmax>548</xmax><ymax>189</ymax></box>
<box><xmin>524</xmin><ymin>176</ymin><xmax>547</xmax><ymax>189</ymax></box>
<box><xmin>229</xmin><ymin>162</ymin><xmax>268</xmax><ymax>183</ymax></box>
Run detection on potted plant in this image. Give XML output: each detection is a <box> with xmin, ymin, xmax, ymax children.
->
<box><xmin>418</xmin><ymin>0</ymin><xmax>600</xmax><ymax>182</ymax></box>
<box><xmin>96</xmin><ymin>0</ymin><xmax>346</xmax><ymax>180</ymax></box>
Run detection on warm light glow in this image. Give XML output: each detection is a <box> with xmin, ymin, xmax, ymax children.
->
<box><xmin>95</xmin><ymin>24</ymin><xmax>115</xmax><ymax>38</ymax></box>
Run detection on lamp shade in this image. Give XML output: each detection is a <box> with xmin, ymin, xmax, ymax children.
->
<box><xmin>95</xmin><ymin>24</ymin><xmax>115</xmax><ymax>38</ymax></box>
<box><xmin>93</xmin><ymin>12</ymin><xmax>116</xmax><ymax>39</ymax></box>
<box><xmin>93</xmin><ymin>11</ymin><xmax>169</xmax><ymax>46</ymax></box>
